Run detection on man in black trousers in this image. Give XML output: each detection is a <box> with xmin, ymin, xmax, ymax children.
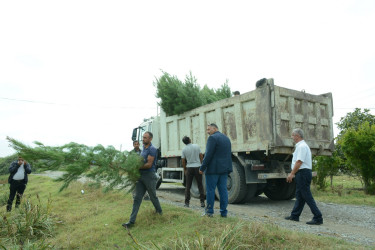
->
<box><xmin>7</xmin><ymin>156</ymin><xmax>32</xmax><ymax>212</ymax></box>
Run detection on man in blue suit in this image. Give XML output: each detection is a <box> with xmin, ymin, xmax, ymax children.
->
<box><xmin>199</xmin><ymin>123</ymin><xmax>232</xmax><ymax>217</ymax></box>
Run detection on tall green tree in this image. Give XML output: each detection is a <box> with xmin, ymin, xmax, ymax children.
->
<box><xmin>338</xmin><ymin>122</ymin><xmax>375</xmax><ymax>194</ymax></box>
<box><xmin>154</xmin><ymin>71</ymin><xmax>232</xmax><ymax>116</ymax></box>
<box><xmin>6</xmin><ymin>137</ymin><xmax>143</xmax><ymax>192</ymax></box>
<box><xmin>154</xmin><ymin>71</ymin><xmax>184</xmax><ymax>116</ymax></box>
<box><xmin>336</xmin><ymin>108</ymin><xmax>375</xmax><ymax>182</ymax></box>
<box><xmin>337</xmin><ymin>108</ymin><xmax>375</xmax><ymax>136</ymax></box>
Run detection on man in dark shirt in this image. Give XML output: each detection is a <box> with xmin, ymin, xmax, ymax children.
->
<box><xmin>131</xmin><ymin>140</ymin><xmax>150</xmax><ymax>200</ymax></box>
<box><xmin>123</xmin><ymin>132</ymin><xmax>162</xmax><ymax>228</ymax></box>
<box><xmin>7</xmin><ymin>156</ymin><xmax>32</xmax><ymax>212</ymax></box>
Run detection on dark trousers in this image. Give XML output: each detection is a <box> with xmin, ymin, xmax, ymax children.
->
<box><xmin>129</xmin><ymin>171</ymin><xmax>162</xmax><ymax>223</ymax></box>
<box><xmin>185</xmin><ymin>167</ymin><xmax>205</xmax><ymax>204</ymax></box>
<box><xmin>291</xmin><ymin>169</ymin><xmax>323</xmax><ymax>221</ymax></box>
<box><xmin>205</xmin><ymin>174</ymin><xmax>228</xmax><ymax>216</ymax></box>
<box><xmin>7</xmin><ymin>180</ymin><xmax>26</xmax><ymax>212</ymax></box>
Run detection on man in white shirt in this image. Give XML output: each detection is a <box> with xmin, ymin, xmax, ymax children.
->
<box><xmin>285</xmin><ymin>128</ymin><xmax>323</xmax><ymax>225</ymax></box>
<box><xmin>181</xmin><ymin>136</ymin><xmax>205</xmax><ymax>208</ymax></box>
<box><xmin>7</xmin><ymin>156</ymin><xmax>32</xmax><ymax>212</ymax></box>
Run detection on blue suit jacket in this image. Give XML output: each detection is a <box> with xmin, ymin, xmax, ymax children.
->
<box><xmin>200</xmin><ymin>131</ymin><xmax>232</xmax><ymax>175</ymax></box>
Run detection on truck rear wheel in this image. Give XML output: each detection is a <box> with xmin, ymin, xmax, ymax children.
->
<box><xmin>255</xmin><ymin>183</ymin><xmax>267</xmax><ymax>197</ymax></box>
<box><xmin>215</xmin><ymin>161</ymin><xmax>247</xmax><ymax>204</ymax></box>
<box><xmin>239</xmin><ymin>184</ymin><xmax>257</xmax><ymax>203</ymax></box>
<box><xmin>264</xmin><ymin>179</ymin><xmax>296</xmax><ymax>200</ymax></box>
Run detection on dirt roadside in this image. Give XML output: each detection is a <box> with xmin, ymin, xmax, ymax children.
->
<box><xmin>35</xmin><ymin>171</ymin><xmax>375</xmax><ymax>247</ymax></box>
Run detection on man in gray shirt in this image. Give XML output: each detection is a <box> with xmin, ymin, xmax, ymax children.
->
<box><xmin>181</xmin><ymin>136</ymin><xmax>205</xmax><ymax>208</ymax></box>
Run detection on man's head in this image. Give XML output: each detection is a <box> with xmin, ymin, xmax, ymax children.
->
<box><xmin>143</xmin><ymin>131</ymin><xmax>153</xmax><ymax>146</ymax></box>
<box><xmin>207</xmin><ymin>123</ymin><xmax>218</xmax><ymax>135</ymax></box>
<box><xmin>133</xmin><ymin>141</ymin><xmax>140</xmax><ymax>150</ymax></box>
<box><xmin>17</xmin><ymin>156</ymin><xmax>24</xmax><ymax>165</ymax></box>
<box><xmin>182</xmin><ymin>136</ymin><xmax>191</xmax><ymax>145</ymax></box>
<box><xmin>233</xmin><ymin>91</ymin><xmax>240</xmax><ymax>96</ymax></box>
<box><xmin>291</xmin><ymin>128</ymin><xmax>304</xmax><ymax>143</ymax></box>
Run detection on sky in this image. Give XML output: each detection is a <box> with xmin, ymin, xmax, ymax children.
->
<box><xmin>1</xmin><ymin>0</ymin><xmax>374</xmax><ymax>157</ymax></box>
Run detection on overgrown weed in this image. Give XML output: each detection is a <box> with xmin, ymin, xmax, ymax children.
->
<box><xmin>0</xmin><ymin>193</ymin><xmax>56</xmax><ymax>247</ymax></box>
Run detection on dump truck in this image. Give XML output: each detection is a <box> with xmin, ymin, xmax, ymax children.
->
<box><xmin>131</xmin><ymin>78</ymin><xmax>334</xmax><ymax>203</ymax></box>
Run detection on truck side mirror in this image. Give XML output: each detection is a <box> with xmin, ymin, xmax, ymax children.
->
<box><xmin>132</xmin><ymin>128</ymin><xmax>138</xmax><ymax>141</ymax></box>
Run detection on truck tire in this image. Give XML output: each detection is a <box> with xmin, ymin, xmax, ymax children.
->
<box><xmin>156</xmin><ymin>168</ymin><xmax>162</xmax><ymax>190</ymax></box>
<box><xmin>215</xmin><ymin>161</ymin><xmax>247</xmax><ymax>204</ymax></box>
<box><xmin>255</xmin><ymin>183</ymin><xmax>267</xmax><ymax>197</ymax></box>
<box><xmin>190</xmin><ymin>175</ymin><xmax>206</xmax><ymax>199</ymax></box>
<box><xmin>264</xmin><ymin>179</ymin><xmax>296</xmax><ymax>200</ymax></box>
<box><xmin>239</xmin><ymin>184</ymin><xmax>257</xmax><ymax>203</ymax></box>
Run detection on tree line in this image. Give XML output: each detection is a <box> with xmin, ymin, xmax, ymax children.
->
<box><xmin>314</xmin><ymin>108</ymin><xmax>375</xmax><ymax>194</ymax></box>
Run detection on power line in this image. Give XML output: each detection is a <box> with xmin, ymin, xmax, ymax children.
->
<box><xmin>0</xmin><ymin>96</ymin><xmax>156</xmax><ymax>110</ymax></box>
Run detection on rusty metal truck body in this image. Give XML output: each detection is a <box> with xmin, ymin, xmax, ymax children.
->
<box><xmin>132</xmin><ymin>79</ymin><xmax>334</xmax><ymax>203</ymax></box>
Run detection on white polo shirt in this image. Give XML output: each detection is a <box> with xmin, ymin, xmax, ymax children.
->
<box><xmin>291</xmin><ymin>140</ymin><xmax>312</xmax><ymax>170</ymax></box>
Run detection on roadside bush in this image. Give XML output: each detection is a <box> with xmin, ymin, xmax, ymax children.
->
<box><xmin>0</xmin><ymin>194</ymin><xmax>56</xmax><ymax>246</ymax></box>
<box><xmin>313</xmin><ymin>152</ymin><xmax>341</xmax><ymax>190</ymax></box>
<box><xmin>339</xmin><ymin>122</ymin><xmax>375</xmax><ymax>195</ymax></box>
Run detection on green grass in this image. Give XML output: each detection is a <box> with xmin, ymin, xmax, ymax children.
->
<box><xmin>312</xmin><ymin>175</ymin><xmax>375</xmax><ymax>206</ymax></box>
<box><xmin>0</xmin><ymin>175</ymin><xmax>369</xmax><ymax>249</ymax></box>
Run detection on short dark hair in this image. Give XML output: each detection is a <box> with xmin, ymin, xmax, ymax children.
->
<box><xmin>208</xmin><ymin>123</ymin><xmax>218</xmax><ymax>129</ymax></box>
<box><xmin>182</xmin><ymin>136</ymin><xmax>190</xmax><ymax>145</ymax></box>
<box><xmin>133</xmin><ymin>141</ymin><xmax>139</xmax><ymax>145</ymax></box>
<box><xmin>145</xmin><ymin>131</ymin><xmax>153</xmax><ymax>139</ymax></box>
<box><xmin>233</xmin><ymin>91</ymin><xmax>240</xmax><ymax>95</ymax></box>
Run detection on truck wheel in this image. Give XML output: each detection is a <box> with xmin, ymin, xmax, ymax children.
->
<box><xmin>264</xmin><ymin>179</ymin><xmax>296</xmax><ymax>200</ymax></box>
<box><xmin>156</xmin><ymin>168</ymin><xmax>162</xmax><ymax>190</ymax></box>
<box><xmin>255</xmin><ymin>183</ymin><xmax>267</xmax><ymax>197</ymax></box>
<box><xmin>215</xmin><ymin>161</ymin><xmax>247</xmax><ymax>204</ymax></box>
<box><xmin>239</xmin><ymin>184</ymin><xmax>257</xmax><ymax>203</ymax></box>
<box><xmin>190</xmin><ymin>175</ymin><xmax>206</xmax><ymax>199</ymax></box>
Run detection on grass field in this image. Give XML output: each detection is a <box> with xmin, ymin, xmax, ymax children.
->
<box><xmin>0</xmin><ymin>175</ymin><xmax>371</xmax><ymax>249</ymax></box>
<box><xmin>312</xmin><ymin>175</ymin><xmax>375</xmax><ymax>207</ymax></box>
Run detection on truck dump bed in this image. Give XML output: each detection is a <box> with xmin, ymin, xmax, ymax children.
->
<box><xmin>160</xmin><ymin>79</ymin><xmax>334</xmax><ymax>158</ymax></box>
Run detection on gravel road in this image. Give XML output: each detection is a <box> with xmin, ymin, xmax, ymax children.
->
<box><xmin>156</xmin><ymin>185</ymin><xmax>375</xmax><ymax>248</ymax></box>
<box><xmin>36</xmin><ymin>171</ymin><xmax>375</xmax><ymax>247</ymax></box>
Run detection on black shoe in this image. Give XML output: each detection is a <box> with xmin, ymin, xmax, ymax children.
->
<box><xmin>285</xmin><ymin>216</ymin><xmax>299</xmax><ymax>222</ymax></box>
<box><xmin>122</xmin><ymin>222</ymin><xmax>135</xmax><ymax>228</ymax></box>
<box><xmin>306</xmin><ymin>220</ymin><xmax>323</xmax><ymax>225</ymax></box>
<box><xmin>221</xmin><ymin>214</ymin><xmax>227</xmax><ymax>218</ymax></box>
<box><xmin>200</xmin><ymin>201</ymin><xmax>205</xmax><ymax>208</ymax></box>
<box><xmin>184</xmin><ymin>203</ymin><xmax>189</xmax><ymax>207</ymax></box>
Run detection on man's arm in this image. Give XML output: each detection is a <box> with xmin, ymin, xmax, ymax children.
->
<box><xmin>182</xmin><ymin>158</ymin><xmax>187</xmax><ymax>174</ymax></box>
<box><xmin>24</xmin><ymin>162</ymin><xmax>32</xmax><ymax>174</ymax></box>
<box><xmin>200</xmin><ymin>136</ymin><xmax>215</xmax><ymax>173</ymax></box>
<box><xmin>140</xmin><ymin>155</ymin><xmax>155</xmax><ymax>169</ymax></box>
<box><xmin>9</xmin><ymin>162</ymin><xmax>19</xmax><ymax>174</ymax></box>
<box><xmin>199</xmin><ymin>153</ymin><xmax>203</xmax><ymax>163</ymax></box>
<box><xmin>286</xmin><ymin>160</ymin><xmax>302</xmax><ymax>183</ymax></box>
